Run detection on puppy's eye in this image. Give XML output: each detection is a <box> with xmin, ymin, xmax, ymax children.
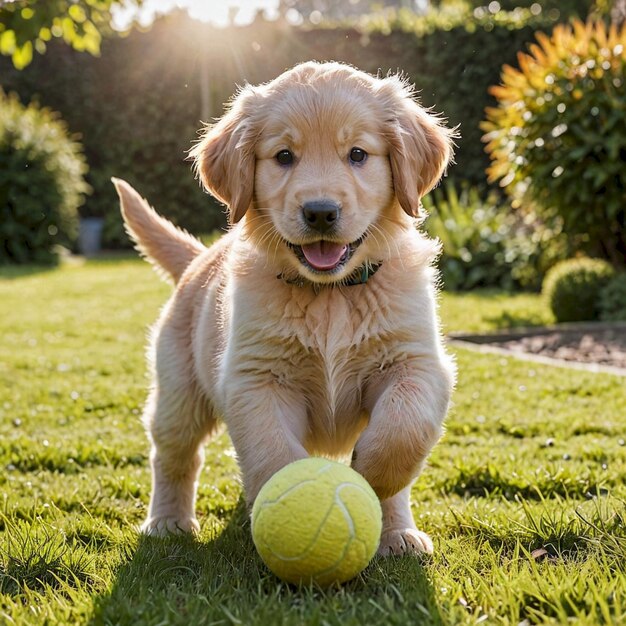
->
<box><xmin>349</xmin><ymin>147</ymin><xmax>367</xmax><ymax>164</ymax></box>
<box><xmin>276</xmin><ymin>149</ymin><xmax>294</xmax><ymax>166</ymax></box>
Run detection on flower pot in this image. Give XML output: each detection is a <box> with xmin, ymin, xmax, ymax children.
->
<box><xmin>78</xmin><ymin>217</ymin><xmax>104</xmax><ymax>257</ymax></box>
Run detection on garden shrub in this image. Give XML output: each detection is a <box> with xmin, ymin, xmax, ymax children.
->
<box><xmin>542</xmin><ymin>258</ymin><xmax>616</xmax><ymax>323</ymax></box>
<box><xmin>499</xmin><ymin>213</ymin><xmax>569</xmax><ymax>292</ymax></box>
<box><xmin>599</xmin><ymin>273</ymin><xmax>626</xmax><ymax>321</ymax></box>
<box><xmin>0</xmin><ymin>8</ymin><xmax>558</xmax><ymax>247</ymax></box>
<box><xmin>423</xmin><ymin>185</ymin><xmax>512</xmax><ymax>291</ymax></box>
<box><xmin>424</xmin><ymin>184</ymin><xmax>517</xmax><ymax>291</ymax></box>
<box><xmin>423</xmin><ymin>183</ymin><xmax>567</xmax><ymax>291</ymax></box>
<box><xmin>0</xmin><ymin>91</ymin><xmax>89</xmax><ymax>264</ymax></box>
<box><xmin>483</xmin><ymin>19</ymin><xmax>626</xmax><ymax>268</ymax></box>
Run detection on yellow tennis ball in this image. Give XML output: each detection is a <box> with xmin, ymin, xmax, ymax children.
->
<box><xmin>251</xmin><ymin>457</ymin><xmax>382</xmax><ymax>587</ymax></box>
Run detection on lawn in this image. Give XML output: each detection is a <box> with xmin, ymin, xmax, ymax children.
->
<box><xmin>1</xmin><ymin>258</ymin><xmax>624</xmax><ymax>625</ymax></box>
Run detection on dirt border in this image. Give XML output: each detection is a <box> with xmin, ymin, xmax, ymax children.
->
<box><xmin>448</xmin><ymin>322</ymin><xmax>626</xmax><ymax>377</ymax></box>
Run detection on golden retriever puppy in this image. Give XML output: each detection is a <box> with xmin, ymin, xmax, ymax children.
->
<box><xmin>114</xmin><ymin>61</ymin><xmax>456</xmax><ymax>556</ymax></box>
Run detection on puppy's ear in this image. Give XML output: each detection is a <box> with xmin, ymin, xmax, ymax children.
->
<box><xmin>191</xmin><ymin>87</ymin><xmax>259</xmax><ymax>224</ymax></box>
<box><xmin>380</xmin><ymin>80</ymin><xmax>456</xmax><ymax>218</ymax></box>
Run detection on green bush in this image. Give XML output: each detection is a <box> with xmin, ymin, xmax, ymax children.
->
<box><xmin>0</xmin><ymin>91</ymin><xmax>89</xmax><ymax>264</ymax></box>
<box><xmin>501</xmin><ymin>212</ymin><xmax>570</xmax><ymax>292</ymax></box>
<box><xmin>423</xmin><ymin>184</ymin><xmax>567</xmax><ymax>291</ymax></box>
<box><xmin>599</xmin><ymin>273</ymin><xmax>626</xmax><ymax>321</ymax></box>
<box><xmin>0</xmin><ymin>8</ymin><xmax>558</xmax><ymax>247</ymax></box>
<box><xmin>542</xmin><ymin>258</ymin><xmax>616</xmax><ymax>323</ymax></box>
<box><xmin>483</xmin><ymin>19</ymin><xmax>626</xmax><ymax>268</ymax></box>
<box><xmin>424</xmin><ymin>185</ymin><xmax>516</xmax><ymax>290</ymax></box>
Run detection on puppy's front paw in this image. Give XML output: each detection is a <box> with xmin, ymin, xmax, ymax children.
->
<box><xmin>377</xmin><ymin>528</ymin><xmax>433</xmax><ymax>557</ymax></box>
<box><xmin>140</xmin><ymin>516</ymin><xmax>200</xmax><ymax>537</ymax></box>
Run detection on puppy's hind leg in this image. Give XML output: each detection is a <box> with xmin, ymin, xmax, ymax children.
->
<box><xmin>141</xmin><ymin>382</ymin><xmax>217</xmax><ymax>537</ymax></box>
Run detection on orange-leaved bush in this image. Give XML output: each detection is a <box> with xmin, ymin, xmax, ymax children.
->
<box><xmin>482</xmin><ymin>19</ymin><xmax>626</xmax><ymax>267</ymax></box>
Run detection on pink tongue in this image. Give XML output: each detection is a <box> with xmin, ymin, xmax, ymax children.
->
<box><xmin>301</xmin><ymin>241</ymin><xmax>348</xmax><ymax>270</ymax></box>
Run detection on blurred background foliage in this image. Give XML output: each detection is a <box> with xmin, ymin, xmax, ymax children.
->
<box><xmin>0</xmin><ymin>0</ymin><xmax>624</xmax><ymax>293</ymax></box>
<box><xmin>422</xmin><ymin>183</ymin><xmax>568</xmax><ymax>292</ymax></box>
<box><xmin>0</xmin><ymin>89</ymin><xmax>89</xmax><ymax>264</ymax></box>
<box><xmin>0</xmin><ymin>1</ymin><xmax>566</xmax><ymax>246</ymax></box>
<box><xmin>0</xmin><ymin>0</ymin><xmax>125</xmax><ymax>69</ymax></box>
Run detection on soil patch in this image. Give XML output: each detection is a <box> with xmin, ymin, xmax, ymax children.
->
<box><xmin>449</xmin><ymin>323</ymin><xmax>626</xmax><ymax>376</ymax></box>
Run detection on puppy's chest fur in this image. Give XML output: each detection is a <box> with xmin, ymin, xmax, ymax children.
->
<box><xmin>248</xmin><ymin>281</ymin><xmax>404</xmax><ymax>453</ymax></box>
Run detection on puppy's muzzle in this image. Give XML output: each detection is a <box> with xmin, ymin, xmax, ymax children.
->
<box><xmin>302</xmin><ymin>200</ymin><xmax>340</xmax><ymax>234</ymax></box>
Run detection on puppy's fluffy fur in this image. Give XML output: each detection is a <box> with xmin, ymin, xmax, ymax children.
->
<box><xmin>114</xmin><ymin>61</ymin><xmax>456</xmax><ymax>556</ymax></box>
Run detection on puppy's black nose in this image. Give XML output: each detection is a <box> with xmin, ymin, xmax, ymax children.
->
<box><xmin>302</xmin><ymin>200</ymin><xmax>340</xmax><ymax>234</ymax></box>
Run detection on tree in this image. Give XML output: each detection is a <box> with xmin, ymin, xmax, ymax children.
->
<box><xmin>0</xmin><ymin>0</ymin><xmax>139</xmax><ymax>69</ymax></box>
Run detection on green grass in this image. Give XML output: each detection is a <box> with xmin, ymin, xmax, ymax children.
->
<box><xmin>1</xmin><ymin>258</ymin><xmax>624</xmax><ymax>625</ymax></box>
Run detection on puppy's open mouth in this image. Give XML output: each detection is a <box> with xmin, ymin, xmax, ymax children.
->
<box><xmin>287</xmin><ymin>235</ymin><xmax>366</xmax><ymax>273</ymax></box>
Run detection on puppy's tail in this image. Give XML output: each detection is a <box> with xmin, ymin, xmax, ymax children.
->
<box><xmin>112</xmin><ymin>178</ymin><xmax>205</xmax><ymax>283</ymax></box>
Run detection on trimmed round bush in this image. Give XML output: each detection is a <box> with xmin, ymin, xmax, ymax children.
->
<box><xmin>0</xmin><ymin>91</ymin><xmax>89</xmax><ymax>264</ymax></box>
<box><xmin>542</xmin><ymin>258</ymin><xmax>616</xmax><ymax>323</ymax></box>
<box><xmin>599</xmin><ymin>273</ymin><xmax>626</xmax><ymax>321</ymax></box>
<box><xmin>483</xmin><ymin>19</ymin><xmax>626</xmax><ymax>267</ymax></box>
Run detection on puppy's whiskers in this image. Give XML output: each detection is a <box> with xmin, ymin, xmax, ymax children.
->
<box><xmin>378</xmin><ymin>218</ymin><xmax>412</xmax><ymax>273</ymax></box>
<box><xmin>253</xmin><ymin>221</ymin><xmax>281</xmax><ymax>255</ymax></box>
<box><xmin>371</xmin><ymin>222</ymin><xmax>404</xmax><ymax>269</ymax></box>
<box><xmin>367</xmin><ymin>224</ymin><xmax>392</xmax><ymax>261</ymax></box>
<box><xmin>240</xmin><ymin>213</ymin><xmax>272</xmax><ymax>242</ymax></box>
<box><xmin>378</xmin><ymin>214</ymin><xmax>407</xmax><ymax>229</ymax></box>
<box><xmin>269</xmin><ymin>229</ymin><xmax>283</xmax><ymax>268</ymax></box>
<box><xmin>252</xmin><ymin>223</ymin><xmax>290</xmax><ymax>275</ymax></box>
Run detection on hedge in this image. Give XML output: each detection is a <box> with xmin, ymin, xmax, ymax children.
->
<box><xmin>0</xmin><ymin>8</ymin><xmax>560</xmax><ymax>247</ymax></box>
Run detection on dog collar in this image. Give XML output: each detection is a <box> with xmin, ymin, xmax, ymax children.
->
<box><xmin>346</xmin><ymin>261</ymin><xmax>383</xmax><ymax>285</ymax></box>
<box><xmin>277</xmin><ymin>261</ymin><xmax>382</xmax><ymax>289</ymax></box>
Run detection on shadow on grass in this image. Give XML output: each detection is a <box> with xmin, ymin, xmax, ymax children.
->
<box><xmin>485</xmin><ymin>310</ymin><xmax>548</xmax><ymax>330</ymax></box>
<box><xmin>0</xmin><ymin>254</ymin><xmax>141</xmax><ymax>280</ymax></box>
<box><xmin>0</xmin><ymin>264</ymin><xmax>57</xmax><ymax>280</ymax></box>
<box><xmin>89</xmin><ymin>498</ymin><xmax>443</xmax><ymax>625</ymax></box>
<box><xmin>84</xmin><ymin>251</ymin><xmax>140</xmax><ymax>264</ymax></box>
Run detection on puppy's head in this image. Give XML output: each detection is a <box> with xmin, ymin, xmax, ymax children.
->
<box><xmin>192</xmin><ymin>62</ymin><xmax>454</xmax><ymax>284</ymax></box>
